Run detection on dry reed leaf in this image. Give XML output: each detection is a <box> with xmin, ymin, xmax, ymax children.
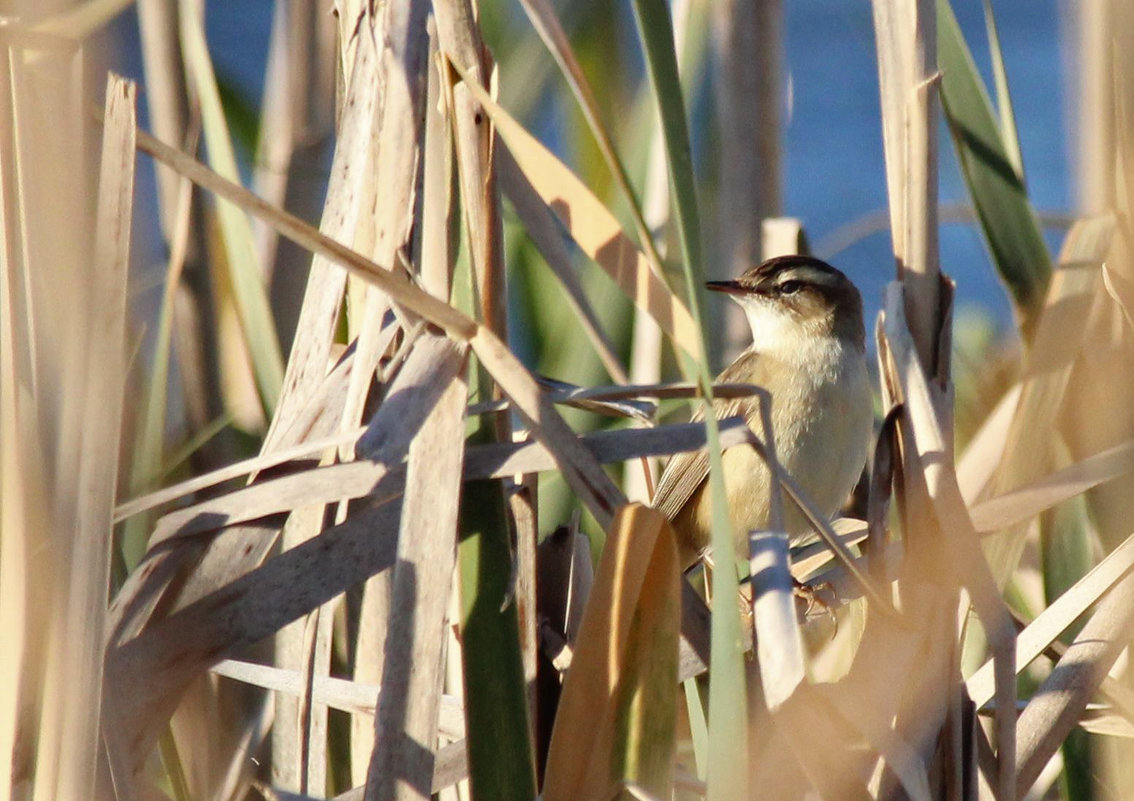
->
<box><xmin>2</xmin><ymin>43</ymin><xmax>110</xmax><ymax>797</ymax></box>
<box><xmin>164</xmin><ymin>671</ymin><xmax>263</xmax><ymax>801</ymax></box>
<box><xmin>821</xmin><ymin>687</ymin><xmax>934</xmax><ymax>801</ymax></box>
<box><xmin>105</xmin><ymin>498</ymin><xmax>401</xmax><ymax>780</ymax></box>
<box><xmin>543</xmin><ymin>504</ymin><xmax>681</xmax><ymax>801</ymax></box>
<box><xmin>133</xmin><ymin>127</ymin><xmax>475</xmax><ymax>338</ymax></box>
<box><xmin>531</xmin><ymin>377</ymin><xmax>655</xmax><ymax>421</ymax></box>
<box><xmin>806</xmin><ymin>604</ymin><xmax>942</xmax><ymax>801</ymax></box>
<box><xmin>434</xmin><ymin>0</ymin><xmax>506</xmax><ymax>339</ymax></box>
<box><xmin>970</xmin><ymin>438</ymin><xmax>1134</xmax><ymax>533</ymax></box>
<box><xmin>626</xmin><ymin>143</ymin><xmax>667</xmax><ymax>501</ymax></box>
<box><xmin>142</xmin><ymin>415</ymin><xmax>752</xmax><ymax>552</ymax></box>
<box><xmin>1014</xmin><ymin>568</ymin><xmax>1134</xmax><ymax>797</ymax></box>
<box><xmin>469</xmin><ymin>326</ymin><xmax>626</xmax><ymax>528</ymax></box>
<box><xmin>27</xmin><ymin>0</ymin><xmax>135</xmax><ymax>40</ymax></box>
<box><xmin>345</xmin><ymin>34</ymin><xmax>432</xmax><ymax>762</ymax></box>
<box><xmin>105</xmin><ymin>414</ymin><xmax>739</xmax><ymax>779</ymax></box>
<box><xmin>509</xmin><ymin>474</ymin><xmax>541</xmax><ymax>724</ymax></box>
<box><xmin>276</xmin><ymin>340</ymin><xmax>377</xmax><ymax>450</ymax></box>
<box><xmin>497</xmin><ymin>146</ymin><xmax>629</xmax><ymax>383</ymax></box>
<box><xmin>956</xmin><ymin>383</ymin><xmax>1021</xmax><ymax>505</ymax></box>
<box><xmin>967</xmin><ymin>531</ymin><xmax>1134</xmax><ymax>708</ymax></box>
<box><xmin>1022</xmin><ymin>216</ymin><xmax>1112</xmax><ymax>375</ymax></box>
<box><xmin>469</xmin><ymin>379</ymin><xmax>775</xmax><ymax>420</ymax></box>
<box><xmin>0</xmin><ymin>117</ymin><xmax>31</xmax><ymax>801</ymax></box>
<box><xmin>339</xmin><ymin>0</ymin><xmax>429</xmax><ymax>467</ymax></box>
<box><xmin>211</xmin><ymin>660</ymin><xmax>465</xmax><ymax>736</ymax></box>
<box><xmin>275</xmin><ymin>508</ymin><xmax>334</xmax><ymax>795</ymax></box>
<box><xmin>367</xmin><ymin>352</ymin><xmax>468</xmax><ymax>801</ymax></box>
<box><xmin>856</xmin><ymin>564</ymin><xmax>966</xmax><ymax>798</ymax></box>
<box><xmin>418</xmin><ymin>25</ymin><xmax>451</xmax><ymax>302</ymax></box>
<box><xmin>181</xmin><ymin>340</ymin><xmax>396</xmax><ymax>622</ymax></box>
<box><xmin>334</xmin><ymin>740</ymin><xmax>468</xmax><ymax>800</ymax></box>
<box><xmin>878</xmin><ymin>283</ymin><xmax>1017</xmax><ymax>799</ymax></box>
<box><xmin>261</xmin><ymin>8</ymin><xmax>386</xmax><ymax>446</ymax></box>
<box><xmin>794</xmin><ymin>405</ymin><xmax>945</xmax><ymax>800</ymax></box>
<box><xmin>749</xmin><ymin>532</ymin><xmax>805</xmax><ymax>709</ymax></box>
<box><xmin>1102</xmin><ymin>261</ymin><xmax>1134</xmax><ymax>330</ymax></box>
<box><xmin>114</xmin><ymin>424</ymin><xmax>366</xmax><ymax>523</ymax></box>
<box><xmin>48</xmin><ymin>74</ymin><xmax>135</xmax><ymax>801</ymax></box>
<box><xmin>109</xmin><ymin>332</ymin><xmax>463</xmax><ymax>649</ymax></box>
<box><xmin>450</xmin><ymin>66</ymin><xmax>702</xmax><ymax>361</ymax></box>
<box><xmin>751</xmin><ymin>688</ymin><xmax>876</xmax><ymax>801</ymax></box>
<box><xmin>351</xmin><ymin>566</ymin><xmax>393</xmax><ymax>788</ymax></box>
<box><xmin>145</xmin><ymin>458</ymin><xmax>401</xmax><ymax>545</ymax></box>
<box><xmin>1077</xmin><ymin>706</ymin><xmax>1134</xmax><ymax>739</ymax></box>
<box><xmin>984</xmin><ymin>215</ymin><xmax>1115</xmax><ymax>583</ymax></box>
<box><xmin>870</xmin><ymin>0</ymin><xmax>941</xmax><ymax>364</ymax></box>
<box><xmin>789</xmin><ymin>518</ymin><xmax>869</xmax><ymax>579</ymax></box>
<box><xmin>0</xmin><ymin>43</ymin><xmax>45</xmax><ymax>798</ymax></box>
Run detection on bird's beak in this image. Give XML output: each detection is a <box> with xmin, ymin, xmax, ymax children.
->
<box><xmin>706</xmin><ymin>280</ymin><xmax>745</xmax><ymax>295</ymax></box>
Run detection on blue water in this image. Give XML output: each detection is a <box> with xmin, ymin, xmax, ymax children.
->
<box><xmin>783</xmin><ymin>0</ymin><xmax>1069</xmax><ymax>333</ymax></box>
<box><xmin>117</xmin><ymin>0</ymin><xmax>1072</xmax><ymax>337</ymax></box>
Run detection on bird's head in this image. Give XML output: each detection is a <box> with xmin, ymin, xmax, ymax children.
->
<box><xmin>707</xmin><ymin>255</ymin><xmax>865</xmax><ymax>354</ymax></box>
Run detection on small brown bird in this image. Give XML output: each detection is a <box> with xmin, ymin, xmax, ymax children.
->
<box><xmin>653</xmin><ymin>255</ymin><xmax>873</xmax><ymax>569</ymax></box>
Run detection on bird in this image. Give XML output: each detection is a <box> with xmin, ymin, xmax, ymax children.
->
<box><xmin>653</xmin><ymin>254</ymin><xmax>873</xmax><ymax>570</ymax></box>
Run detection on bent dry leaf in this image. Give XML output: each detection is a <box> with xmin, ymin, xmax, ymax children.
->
<box><xmin>516</xmin><ymin>0</ymin><xmax>666</xmax><ymax>285</ymax></box>
<box><xmin>449</xmin><ymin>63</ymin><xmax>702</xmax><ymax>362</ymax></box>
<box><xmin>264</xmin><ymin>10</ymin><xmax>383</xmax><ymax>449</ymax></box>
<box><xmin>970</xmin><ymin>438</ymin><xmax>1134</xmax><ymax>534</ymax></box>
<box><xmin>749</xmin><ymin>531</ymin><xmax>805</xmax><ymax>710</ymax></box>
<box><xmin>543</xmin><ymin>504</ymin><xmax>680</xmax><ymax>801</ymax></box>
<box><xmin>210</xmin><ymin>658</ymin><xmax>463</xmax><ymax>734</ymax></box>
<box><xmin>140</xmin><ymin>416</ymin><xmax>754</xmax><ymax>554</ymax></box>
<box><xmin>983</xmin><ymin>215</ymin><xmax>1115</xmax><ymax>585</ymax></box>
<box><xmin>878</xmin><ymin>282</ymin><xmax>1017</xmax><ymax>799</ymax></box>
<box><xmin>1015</xmin><ymin>568</ymin><xmax>1134</xmax><ymax>797</ymax></box>
<box><xmin>468</xmin><ymin>325</ymin><xmax>625</xmax><ymax>529</ymax></box>
<box><xmin>497</xmin><ymin>146</ymin><xmax>629</xmax><ymax>383</ymax></box>
<box><xmin>967</xmin><ymin>531</ymin><xmax>1134</xmax><ymax>708</ymax></box>
<box><xmin>956</xmin><ymin>382</ymin><xmax>1020</xmax><ymax>505</ymax></box>
<box><xmin>132</xmin><ymin>118</ymin><xmax>628</xmax><ymax>533</ymax></box>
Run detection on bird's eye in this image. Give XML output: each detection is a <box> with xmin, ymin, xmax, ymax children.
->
<box><xmin>779</xmin><ymin>280</ymin><xmax>805</xmax><ymax>295</ymax></box>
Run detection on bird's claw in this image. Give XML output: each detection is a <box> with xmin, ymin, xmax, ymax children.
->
<box><xmin>793</xmin><ymin>579</ymin><xmax>839</xmax><ymax>633</ymax></box>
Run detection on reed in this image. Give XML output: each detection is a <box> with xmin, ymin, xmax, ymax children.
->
<box><xmin>3</xmin><ymin>2</ymin><xmax>1133</xmax><ymax>800</ymax></box>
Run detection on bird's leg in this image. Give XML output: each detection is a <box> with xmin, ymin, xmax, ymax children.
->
<box><xmin>792</xmin><ymin>578</ymin><xmax>839</xmax><ymax>632</ymax></box>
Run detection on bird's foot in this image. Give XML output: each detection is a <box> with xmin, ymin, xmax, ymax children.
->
<box><xmin>793</xmin><ymin>579</ymin><xmax>839</xmax><ymax>632</ymax></box>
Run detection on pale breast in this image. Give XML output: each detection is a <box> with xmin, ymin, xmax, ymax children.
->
<box><xmin>682</xmin><ymin>339</ymin><xmax>872</xmax><ymax>560</ymax></box>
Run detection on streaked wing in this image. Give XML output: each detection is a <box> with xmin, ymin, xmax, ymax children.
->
<box><xmin>652</xmin><ymin>443</ymin><xmax>710</xmax><ymax>521</ymax></box>
<box><xmin>652</xmin><ymin>351</ymin><xmax>761</xmax><ymax>520</ymax></box>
